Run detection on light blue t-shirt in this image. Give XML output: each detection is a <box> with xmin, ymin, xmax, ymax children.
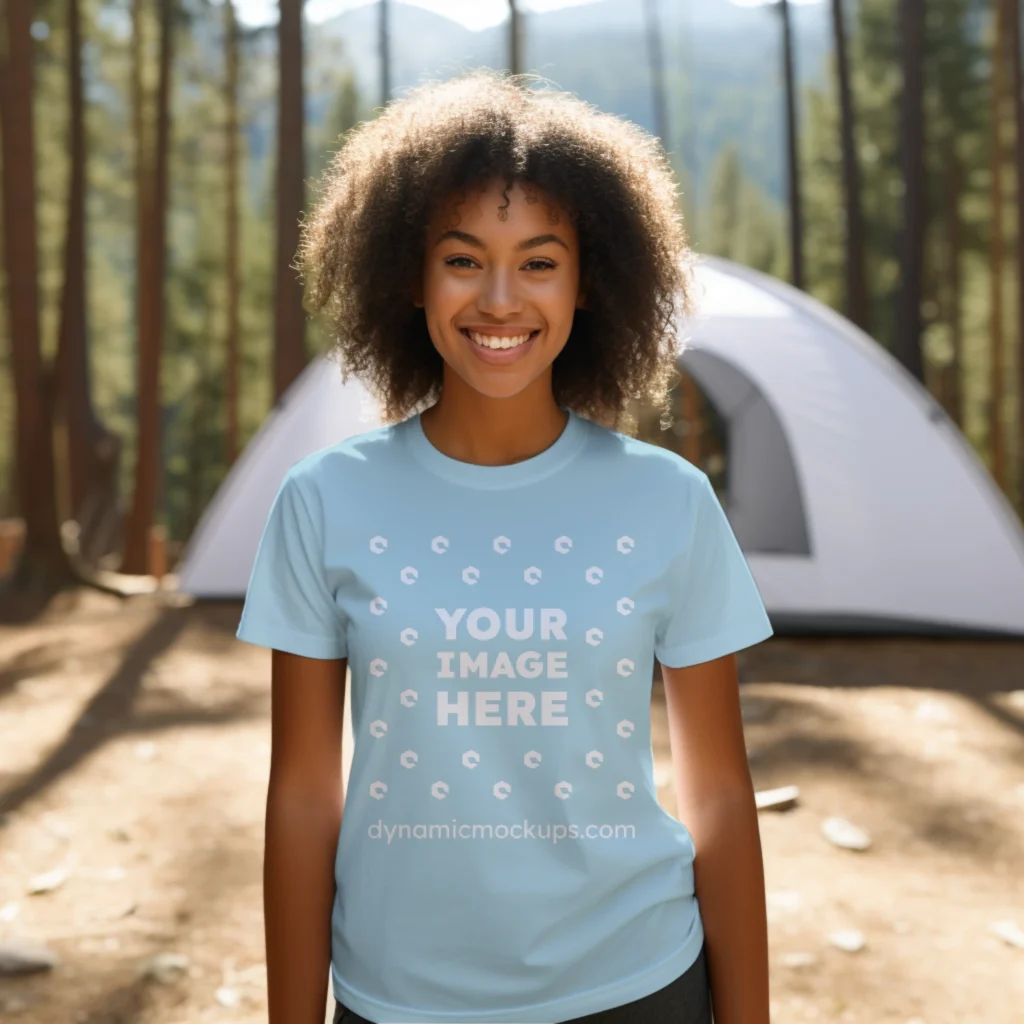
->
<box><xmin>236</xmin><ymin>407</ymin><xmax>773</xmax><ymax>1023</ymax></box>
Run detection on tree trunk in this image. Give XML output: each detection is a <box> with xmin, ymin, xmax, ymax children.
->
<box><xmin>1009</xmin><ymin>0</ymin><xmax>1024</xmax><ymax>513</ymax></box>
<box><xmin>0</xmin><ymin>0</ymin><xmax>76</xmax><ymax>593</ymax></box>
<box><xmin>989</xmin><ymin>0</ymin><xmax>1008</xmax><ymax>492</ymax></box>
<box><xmin>943</xmin><ymin>151</ymin><xmax>965</xmax><ymax>428</ymax></box>
<box><xmin>378</xmin><ymin>0</ymin><xmax>390</xmax><ymax>105</ymax></box>
<box><xmin>509</xmin><ymin>0</ymin><xmax>522</xmax><ymax>77</ymax></box>
<box><xmin>224</xmin><ymin>0</ymin><xmax>241</xmax><ymax>467</ymax></box>
<box><xmin>55</xmin><ymin>0</ymin><xmax>123</xmax><ymax>564</ymax></box>
<box><xmin>779</xmin><ymin>0</ymin><xmax>804</xmax><ymax>291</ymax></box>
<box><xmin>831</xmin><ymin>0</ymin><xmax>870</xmax><ymax>333</ymax></box>
<box><xmin>644</xmin><ymin>0</ymin><xmax>669</xmax><ymax>147</ymax></box>
<box><xmin>273</xmin><ymin>0</ymin><xmax>307</xmax><ymax>402</ymax></box>
<box><xmin>121</xmin><ymin>0</ymin><xmax>173</xmax><ymax>574</ymax></box>
<box><xmin>896</xmin><ymin>0</ymin><xmax>926</xmax><ymax>382</ymax></box>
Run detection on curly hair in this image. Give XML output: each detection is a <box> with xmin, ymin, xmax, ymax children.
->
<box><xmin>296</xmin><ymin>68</ymin><xmax>696</xmax><ymax>434</ymax></box>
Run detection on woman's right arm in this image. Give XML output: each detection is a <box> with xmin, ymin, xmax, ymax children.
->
<box><xmin>265</xmin><ymin>648</ymin><xmax>347</xmax><ymax>1024</ymax></box>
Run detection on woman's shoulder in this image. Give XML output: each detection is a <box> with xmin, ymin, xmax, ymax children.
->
<box><xmin>583</xmin><ymin>417</ymin><xmax>710</xmax><ymax>497</ymax></box>
<box><xmin>280</xmin><ymin>418</ymin><xmax>411</xmax><ymax>496</ymax></box>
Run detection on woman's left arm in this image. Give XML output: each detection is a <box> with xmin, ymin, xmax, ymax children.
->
<box><xmin>661</xmin><ymin>652</ymin><xmax>770</xmax><ymax>1024</ymax></box>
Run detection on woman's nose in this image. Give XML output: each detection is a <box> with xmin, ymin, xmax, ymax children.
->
<box><xmin>477</xmin><ymin>267</ymin><xmax>523</xmax><ymax>315</ymax></box>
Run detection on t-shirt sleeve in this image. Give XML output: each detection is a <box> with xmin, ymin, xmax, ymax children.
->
<box><xmin>654</xmin><ymin>472</ymin><xmax>774</xmax><ymax>668</ymax></box>
<box><xmin>235</xmin><ymin>468</ymin><xmax>349</xmax><ymax>660</ymax></box>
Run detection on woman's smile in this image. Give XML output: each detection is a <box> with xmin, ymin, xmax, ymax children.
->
<box><xmin>460</xmin><ymin>326</ymin><xmax>542</xmax><ymax>365</ymax></box>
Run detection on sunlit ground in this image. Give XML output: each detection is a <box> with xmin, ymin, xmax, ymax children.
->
<box><xmin>0</xmin><ymin>588</ymin><xmax>1021</xmax><ymax>1023</ymax></box>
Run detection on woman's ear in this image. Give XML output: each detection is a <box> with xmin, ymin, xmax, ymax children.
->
<box><xmin>412</xmin><ymin>278</ymin><xmax>423</xmax><ymax>308</ymax></box>
<box><xmin>576</xmin><ymin>289</ymin><xmax>588</xmax><ymax>311</ymax></box>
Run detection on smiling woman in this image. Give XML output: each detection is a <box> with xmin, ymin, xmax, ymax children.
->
<box><xmin>239</xmin><ymin>65</ymin><xmax>773</xmax><ymax>1024</ymax></box>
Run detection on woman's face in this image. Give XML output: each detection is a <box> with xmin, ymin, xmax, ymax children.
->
<box><xmin>414</xmin><ymin>177</ymin><xmax>586</xmax><ymax>401</ymax></box>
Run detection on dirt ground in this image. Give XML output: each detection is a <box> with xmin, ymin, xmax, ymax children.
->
<box><xmin>0</xmin><ymin>586</ymin><xmax>1021</xmax><ymax>1024</ymax></box>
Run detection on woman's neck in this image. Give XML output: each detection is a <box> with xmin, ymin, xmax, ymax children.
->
<box><xmin>418</xmin><ymin>382</ymin><xmax>569</xmax><ymax>468</ymax></box>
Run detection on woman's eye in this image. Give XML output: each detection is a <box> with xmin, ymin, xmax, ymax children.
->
<box><xmin>443</xmin><ymin>256</ymin><xmax>557</xmax><ymax>271</ymax></box>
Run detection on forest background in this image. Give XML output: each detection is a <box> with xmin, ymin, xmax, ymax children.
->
<box><xmin>1</xmin><ymin>0</ymin><xmax>1020</xmax><ymax>585</ymax></box>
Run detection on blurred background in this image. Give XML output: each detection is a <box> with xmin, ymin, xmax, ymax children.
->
<box><xmin>0</xmin><ymin>1</ymin><xmax>1023</xmax><ymax>1022</ymax></box>
<box><xmin>2</xmin><ymin>0</ymin><xmax>1024</xmax><ymax>584</ymax></box>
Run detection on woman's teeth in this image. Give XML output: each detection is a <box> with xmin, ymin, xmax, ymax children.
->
<box><xmin>467</xmin><ymin>330</ymin><xmax>534</xmax><ymax>350</ymax></box>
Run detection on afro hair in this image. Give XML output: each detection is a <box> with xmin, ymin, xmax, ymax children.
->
<box><xmin>296</xmin><ymin>68</ymin><xmax>696</xmax><ymax>434</ymax></box>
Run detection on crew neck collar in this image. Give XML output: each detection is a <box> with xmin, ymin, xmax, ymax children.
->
<box><xmin>400</xmin><ymin>407</ymin><xmax>589</xmax><ymax>490</ymax></box>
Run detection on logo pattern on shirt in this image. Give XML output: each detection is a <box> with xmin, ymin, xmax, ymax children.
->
<box><xmin>365</xmin><ymin>533</ymin><xmax>639</xmax><ymax>805</ymax></box>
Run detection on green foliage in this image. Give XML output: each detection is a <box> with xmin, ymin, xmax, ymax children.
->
<box><xmin>2</xmin><ymin>0</ymin><xmax>1020</xmax><ymax>542</ymax></box>
<box><xmin>703</xmin><ymin>144</ymin><xmax>786</xmax><ymax>278</ymax></box>
<box><xmin>0</xmin><ymin>0</ymin><xmax>365</xmax><ymax>545</ymax></box>
<box><xmin>698</xmin><ymin>0</ymin><xmax>1020</xmax><ymax>495</ymax></box>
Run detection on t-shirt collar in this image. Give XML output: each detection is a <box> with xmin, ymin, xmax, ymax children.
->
<box><xmin>400</xmin><ymin>407</ymin><xmax>588</xmax><ymax>490</ymax></box>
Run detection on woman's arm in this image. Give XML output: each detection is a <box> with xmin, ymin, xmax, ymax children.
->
<box><xmin>265</xmin><ymin>649</ymin><xmax>347</xmax><ymax>1024</ymax></box>
<box><xmin>661</xmin><ymin>653</ymin><xmax>770</xmax><ymax>1024</ymax></box>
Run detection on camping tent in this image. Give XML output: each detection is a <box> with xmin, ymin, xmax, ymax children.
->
<box><xmin>175</xmin><ymin>255</ymin><xmax>1024</xmax><ymax>638</ymax></box>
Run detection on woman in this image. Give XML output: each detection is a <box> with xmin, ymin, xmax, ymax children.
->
<box><xmin>237</xmin><ymin>69</ymin><xmax>773</xmax><ymax>1024</ymax></box>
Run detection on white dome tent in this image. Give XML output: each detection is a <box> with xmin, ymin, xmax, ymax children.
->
<box><xmin>175</xmin><ymin>255</ymin><xmax>1024</xmax><ymax>638</ymax></box>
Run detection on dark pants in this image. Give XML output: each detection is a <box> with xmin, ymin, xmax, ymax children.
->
<box><xmin>333</xmin><ymin>942</ymin><xmax>712</xmax><ymax>1024</ymax></box>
